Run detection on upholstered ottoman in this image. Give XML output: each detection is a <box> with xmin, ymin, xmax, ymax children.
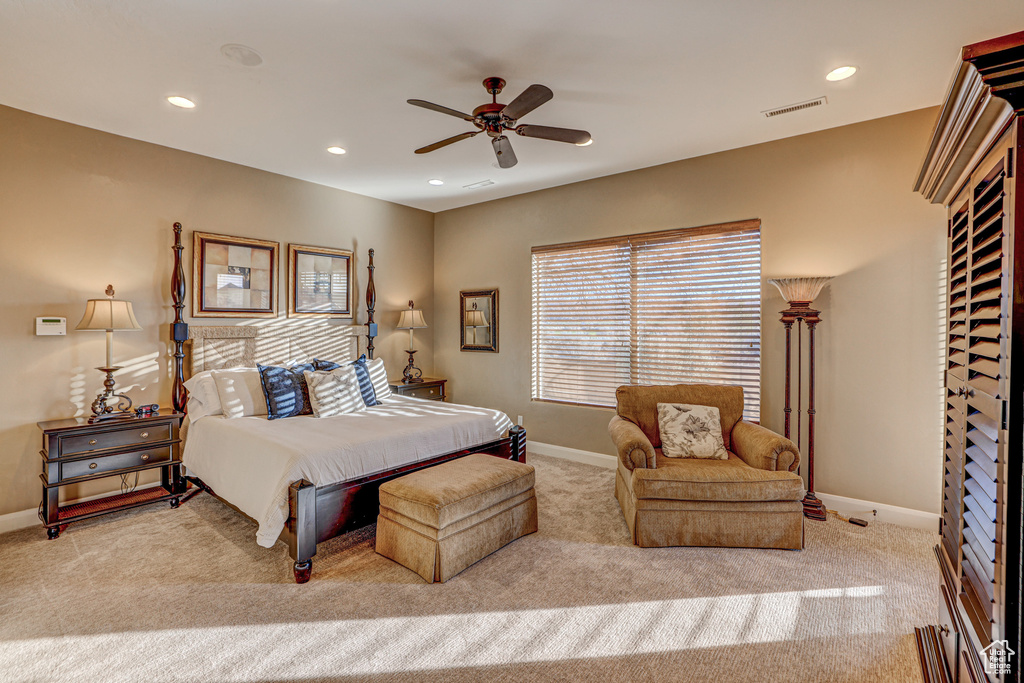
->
<box><xmin>375</xmin><ymin>454</ymin><xmax>538</xmax><ymax>583</ymax></box>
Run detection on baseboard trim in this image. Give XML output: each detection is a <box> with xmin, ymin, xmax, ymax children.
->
<box><xmin>815</xmin><ymin>492</ymin><xmax>939</xmax><ymax>533</ymax></box>
<box><xmin>527</xmin><ymin>441</ymin><xmax>617</xmax><ymax>469</ymax></box>
<box><xmin>0</xmin><ymin>482</ymin><xmax>163</xmax><ymax>536</ymax></box>
<box><xmin>529</xmin><ymin>440</ymin><xmax>940</xmax><ymax>532</ymax></box>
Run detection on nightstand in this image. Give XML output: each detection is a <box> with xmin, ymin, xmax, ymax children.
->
<box><xmin>37</xmin><ymin>412</ymin><xmax>186</xmax><ymax>539</ymax></box>
<box><xmin>389</xmin><ymin>377</ymin><xmax>447</xmax><ymax>401</ymax></box>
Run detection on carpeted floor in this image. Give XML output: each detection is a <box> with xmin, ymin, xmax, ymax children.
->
<box><xmin>0</xmin><ymin>453</ymin><xmax>935</xmax><ymax>683</ymax></box>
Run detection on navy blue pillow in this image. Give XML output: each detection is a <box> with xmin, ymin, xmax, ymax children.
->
<box><xmin>313</xmin><ymin>355</ymin><xmax>378</xmax><ymax>406</ymax></box>
<box><xmin>258</xmin><ymin>363</ymin><xmax>315</xmax><ymax>420</ymax></box>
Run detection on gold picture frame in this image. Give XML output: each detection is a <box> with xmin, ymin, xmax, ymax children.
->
<box><xmin>193</xmin><ymin>231</ymin><xmax>278</xmax><ymax>318</ymax></box>
<box><xmin>287</xmin><ymin>244</ymin><xmax>354</xmax><ymax>318</ymax></box>
<box><xmin>460</xmin><ymin>289</ymin><xmax>498</xmax><ymax>352</ymax></box>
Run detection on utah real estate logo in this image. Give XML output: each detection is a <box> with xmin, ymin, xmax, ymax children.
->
<box><xmin>982</xmin><ymin>639</ymin><xmax>1014</xmax><ymax>676</ymax></box>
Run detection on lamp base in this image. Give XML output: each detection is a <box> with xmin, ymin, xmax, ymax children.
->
<box><xmin>89</xmin><ymin>366</ymin><xmax>135</xmax><ymax>422</ymax></box>
<box><xmin>402</xmin><ymin>351</ymin><xmax>423</xmax><ymax>384</ymax></box>
<box><xmin>802</xmin><ymin>492</ymin><xmax>827</xmax><ymax>521</ymax></box>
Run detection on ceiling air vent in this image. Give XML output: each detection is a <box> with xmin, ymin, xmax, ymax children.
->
<box><xmin>463</xmin><ymin>179</ymin><xmax>495</xmax><ymax>190</ymax></box>
<box><xmin>762</xmin><ymin>96</ymin><xmax>827</xmax><ymax>118</ymax></box>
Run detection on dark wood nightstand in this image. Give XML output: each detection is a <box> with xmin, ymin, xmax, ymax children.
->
<box><xmin>37</xmin><ymin>412</ymin><xmax>186</xmax><ymax>539</ymax></box>
<box><xmin>389</xmin><ymin>377</ymin><xmax>447</xmax><ymax>401</ymax></box>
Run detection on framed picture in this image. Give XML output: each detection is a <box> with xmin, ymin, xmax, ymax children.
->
<box><xmin>287</xmin><ymin>244</ymin><xmax>353</xmax><ymax>318</ymax></box>
<box><xmin>460</xmin><ymin>289</ymin><xmax>498</xmax><ymax>352</ymax></box>
<box><xmin>193</xmin><ymin>232</ymin><xmax>278</xmax><ymax>318</ymax></box>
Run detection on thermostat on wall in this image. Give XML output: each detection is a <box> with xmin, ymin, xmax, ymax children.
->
<box><xmin>36</xmin><ymin>317</ymin><xmax>67</xmax><ymax>336</ymax></box>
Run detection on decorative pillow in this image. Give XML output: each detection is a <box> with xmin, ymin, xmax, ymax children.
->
<box><xmin>258</xmin><ymin>363</ymin><xmax>315</xmax><ymax>420</ymax></box>
<box><xmin>657</xmin><ymin>403</ymin><xmax>728</xmax><ymax>459</ymax></box>
<box><xmin>313</xmin><ymin>355</ymin><xmax>379</xmax><ymax>407</ymax></box>
<box><xmin>212</xmin><ymin>368</ymin><xmax>268</xmax><ymax>419</ymax></box>
<box><xmin>183</xmin><ymin>370</ymin><xmax>222</xmax><ymax>420</ymax></box>
<box><xmin>303</xmin><ymin>367</ymin><xmax>367</xmax><ymax>418</ymax></box>
<box><xmin>366</xmin><ymin>357</ymin><xmax>392</xmax><ymax>400</ymax></box>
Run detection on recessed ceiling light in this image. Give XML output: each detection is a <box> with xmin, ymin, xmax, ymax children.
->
<box><xmin>825</xmin><ymin>66</ymin><xmax>857</xmax><ymax>82</ymax></box>
<box><xmin>167</xmin><ymin>96</ymin><xmax>196</xmax><ymax>109</ymax></box>
<box><xmin>428</xmin><ymin>179</ymin><xmax>444</xmax><ymax>186</ymax></box>
<box><xmin>326</xmin><ymin>146</ymin><xmax>346</xmax><ymax>155</ymax></box>
<box><xmin>576</xmin><ymin>138</ymin><xmax>594</xmax><ymax>147</ymax></box>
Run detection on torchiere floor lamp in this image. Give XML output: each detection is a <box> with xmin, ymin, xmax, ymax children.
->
<box><xmin>768</xmin><ymin>277</ymin><xmax>832</xmax><ymax>521</ymax></box>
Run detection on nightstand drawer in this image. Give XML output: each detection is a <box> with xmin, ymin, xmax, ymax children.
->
<box><xmin>60</xmin><ymin>446</ymin><xmax>172</xmax><ymax>481</ymax></box>
<box><xmin>59</xmin><ymin>423</ymin><xmax>172</xmax><ymax>456</ymax></box>
<box><xmin>402</xmin><ymin>385</ymin><xmax>444</xmax><ymax>400</ymax></box>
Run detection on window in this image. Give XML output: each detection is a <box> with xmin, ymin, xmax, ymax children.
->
<box><xmin>531</xmin><ymin>220</ymin><xmax>761</xmax><ymax>420</ymax></box>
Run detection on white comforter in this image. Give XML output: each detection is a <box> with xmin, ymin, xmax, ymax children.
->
<box><xmin>182</xmin><ymin>395</ymin><xmax>514</xmax><ymax>547</ymax></box>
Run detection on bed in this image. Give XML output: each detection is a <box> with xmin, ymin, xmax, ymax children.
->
<box><xmin>168</xmin><ymin>223</ymin><xmax>526</xmax><ymax>583</ymax></box>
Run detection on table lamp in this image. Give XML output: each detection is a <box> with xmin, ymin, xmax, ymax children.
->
<box><xmin>396</xmin><ymin>300</ymin><xmax>427</xmax><ymax>383</ymax></box>
<box><xmin>465</xmin><ymin>302</ymin><xmax>489</xmax><ymax>345</ymax></box>
<box><xmin>77</xmin><ymin>285</ymin><xmax>142</xmax><ymax>421</ymax></box>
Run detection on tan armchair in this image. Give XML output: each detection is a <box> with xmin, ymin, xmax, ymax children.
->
<box><xmin>609</xmin><ymin>384</ymin><xmax>804</xmax><ymax>550</ymax></box>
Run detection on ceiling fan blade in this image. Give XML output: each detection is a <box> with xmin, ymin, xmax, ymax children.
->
<box><xmin>500</xmin><ymin>84</ymin><xmax>553</xmax><ymax>121</ymax></box>
<box><xmin>407</xmin><ymin>99</ymin><xmax>476</xmax><ymax>122</ymax></box>
<box><xmin>414</xmin><ymin>131</ymin><xmax>480</xmax><ymax>154</ymax></box>
<box><xmin>492</xmin><ymin>136</ymin><xmax>518</xmax><ymax>168</ymax></box>
<box><xmin>515</xmin><ymin>124</ymin><xmax>591</xmax><ymax>145</ymax></box>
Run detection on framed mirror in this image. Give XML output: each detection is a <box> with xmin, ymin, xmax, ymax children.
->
<box><xmin>460</xmin><ymin>289</ymin><xmax>498</xmax><ymax>352</ymax></box>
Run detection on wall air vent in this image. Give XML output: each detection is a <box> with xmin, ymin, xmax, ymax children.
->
<box><xmin>463</xmin><ymin>179</ymin><xmax>495</xmax><ymax>190</ymax></box>
<box><xmin>762</xmin><ymin>96</ymin><xmax>827</xmax><ymax>118</ymax></box>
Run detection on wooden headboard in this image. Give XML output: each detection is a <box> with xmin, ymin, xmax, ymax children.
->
<box><xmin>171</xmin><ymin>223</ymin><xmax>377</xmax><ymax>410</ymax></box>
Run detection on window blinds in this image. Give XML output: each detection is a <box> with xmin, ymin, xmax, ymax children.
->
<box><xmin>531</xmin><ymin>220</ymin><xmax>761</xmax><ymax>420</ymax></box>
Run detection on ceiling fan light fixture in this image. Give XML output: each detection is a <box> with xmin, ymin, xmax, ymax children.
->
<box><xmin>428</xmin><ymin>179</ymin><xmax>444</xmax><ymax>186</ymax></box>
<box><xmin>326</xmin><ymin>146</ymin><xmax>346</xmax><ymax>155</ymax></box>
<box><xmin>825</xmin><ymin>65</ymin><xmax>857</xmax><ymax>82</ymax></box>
<box><xmin>576</xmin><ymin>138</ymin><xmax>594</xmax><ymax>147</ymax></box>
<box><xmin>167</xmin><ymin>96</ymin><xmax>196</xmax><ymax>109</ymax></box>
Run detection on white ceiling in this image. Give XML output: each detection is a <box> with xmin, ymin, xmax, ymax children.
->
<box><xmin>2</xmin><ymin>1</ymin><xmax>1023</xmax><ymax>213</ymax></box>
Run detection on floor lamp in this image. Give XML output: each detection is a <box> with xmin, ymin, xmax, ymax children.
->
<box><xmin>768</xmin><ymin>276</ymin><xmax>832</xmax><ymax>521</ymax></box>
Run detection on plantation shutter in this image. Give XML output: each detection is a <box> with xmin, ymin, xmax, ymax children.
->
<box><xmin>532</xmin><ymin>220</ymin><xmax>761</xmax><ymax>421</ymax></box>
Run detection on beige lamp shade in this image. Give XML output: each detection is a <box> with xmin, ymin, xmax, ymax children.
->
<box><xmin>397</xmin><ymin>309</ymin><xmax>428</xmax><ymax>329</ymax></box>
<box><xmin>76</xmin><ymin>298</ymin><xmax>142</xmax><ymax>331</ymax></box>
<box><xmin>767</xmin><ymin>277</ymin><xmax>833</xmax><ymax>304</ymax></box>
<box><xmin>465</xmin><ymin>310</ymin><xmax>488</xmax><ymax>327</ymax></box>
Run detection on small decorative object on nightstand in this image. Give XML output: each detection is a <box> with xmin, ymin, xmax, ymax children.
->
<box><xmin>76</xmin><ymin>285</ymin><xmax>143</xmax><ymax>422</ymax></box>
<box><xmin>389</xmin><ymin>377</ymin><xmax>446</xmax><ymax>402</ymax></box>
<box><xmin>37</xmin><ymin>412</ymin><xmax>186</xmax><ymax>539</ymax></box>
<box><xmin>396</xmin><ymin>300</ymin><xmax>428</xmax><ymax>383</ymax></box>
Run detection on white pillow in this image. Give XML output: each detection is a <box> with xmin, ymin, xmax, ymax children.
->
<box><xmin>212</xmin><ymin>367</ymin><xmax>268</xmax><ymax>419</ymax></box>
<box><xmin>657</xmin><ymin>403</ymin><xmax>728</xmax><ymax>460</ymax></box>
<box><xmin>366</xmin><ymin>357</ymin><xmax>392</xmax><ymax>400</ymax></box>
<box><xmin>303</xmin><ymin>367</ymin><xmax>366</xmax><ymax>418</ymax></box>
<box><xmin>183</xmin><ymin>370</ymin><xmax>222</xmax><ymax>419</ymax></box>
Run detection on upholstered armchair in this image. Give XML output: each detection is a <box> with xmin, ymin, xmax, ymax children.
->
<box><xmin>609</xmin><ymin>383</ymin><xmax>804</xmax><ymax>550</ymax></box>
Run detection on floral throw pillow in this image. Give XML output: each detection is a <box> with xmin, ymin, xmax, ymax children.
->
<box><xmin>657</xmin><ymin>403</ymin><xmax>728</xmax><ymax>459</ymax></box>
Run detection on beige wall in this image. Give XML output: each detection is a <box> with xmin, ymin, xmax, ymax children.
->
<box><xmin>0</xmin><ymin>105</ymin><xmax>434</xmax><ymax>516</ymax></box>
<box><xmin>434</xmin><ymin>107</ymin><xmax>946</xmax><ymax>514</ymax></box>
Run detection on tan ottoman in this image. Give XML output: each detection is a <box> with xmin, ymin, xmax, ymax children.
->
<box><xmin>375</xmin><ymin>453</ymin><xmax>538</xmax><ymax>583</ymax></box>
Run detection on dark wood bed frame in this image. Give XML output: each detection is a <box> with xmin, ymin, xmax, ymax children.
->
<box><xmin>169</xmin><ymin>223</ymin><xmax>526</xmax><ymax>583</ymax></box>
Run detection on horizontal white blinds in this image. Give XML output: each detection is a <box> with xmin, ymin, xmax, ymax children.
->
<box><xmin>532</xmin><ymin>223</ymin><xmax>761</xmax><ymax>421</ymax></box>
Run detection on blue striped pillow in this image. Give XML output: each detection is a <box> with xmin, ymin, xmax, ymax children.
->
<box><xmin>257</xmin><ymin>363</ymin><xmax>315</xmax><ymax>419</ymax></box>
<box><xmin>313</xmin><ymin>355</ymin><xmax>379</xmax><ymax>406</ymax></box>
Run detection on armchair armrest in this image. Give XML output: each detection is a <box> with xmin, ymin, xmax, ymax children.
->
<box><xmin>608</xmin><ymin>415</ymin><xmax>656</xmax><ymax>470</ymax></box>
<box><xmin>731</xmin><ymin>421</ymin><xmax>800</xmax><ymax>472</ymax></box>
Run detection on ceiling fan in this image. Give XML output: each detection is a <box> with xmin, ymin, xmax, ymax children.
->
<box><xmin>407</xmin><ymin>77</ymin><xmax>591</xmax><ymax>169</ymax></box>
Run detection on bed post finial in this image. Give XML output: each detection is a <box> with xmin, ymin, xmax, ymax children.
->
<box><xmin>171</xmin><ymin>222</ymin><xmax>189</xmax><ymax>414</ymax></box>
<box><xmin>366</xmin><ymin>248</ymin><xmax>377</xmax><ymax>359</ymax></box>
